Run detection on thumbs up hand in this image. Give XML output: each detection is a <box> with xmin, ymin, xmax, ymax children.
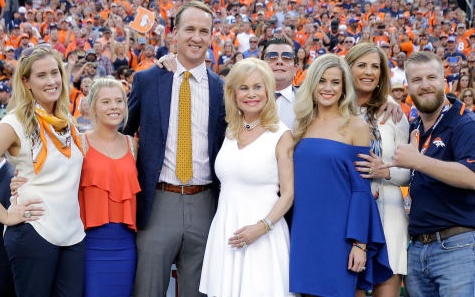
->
<box><xmin>382</xmin><ymin>129</ymin><xmax>421</xmax><ymax>170</ymax></box>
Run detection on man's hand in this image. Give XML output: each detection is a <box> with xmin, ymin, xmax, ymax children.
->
<box><xmin>383</xmin><ymin>129</ymin><xmax>420</xmax><ymax>169</ymax></box>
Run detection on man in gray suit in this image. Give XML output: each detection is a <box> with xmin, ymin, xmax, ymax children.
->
<box><xmin>123</xmin><ymin>2</ymin><xmax>226</xmax><ymax>296</ymax></box>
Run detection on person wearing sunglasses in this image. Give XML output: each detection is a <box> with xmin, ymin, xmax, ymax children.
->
<box><xmin>242</xmin><ymin>35</ymin><xmax>260</xmax><ymax>58</ymax></box>
<box><xmin>262</xmin><ymin>37</ymin><xmax>298</xmax><ymax>131</ymax></box>
<box><xmin>0</xmin><ymin>44</ymin><xmax>86</xmax><ymax>296</ymax></box>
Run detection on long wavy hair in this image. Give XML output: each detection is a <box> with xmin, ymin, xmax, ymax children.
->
<box><xmin>7</xmin><ymin>46</ymin><xmax>71</xmax><ymax>136</ymax></box>
<box><xmin>345</xmin><ymin>43</ymin><xmax>390</xmax><ymax>127</ymax></box>
<box><xmin>294</xmin><ymin>54</ymin><xmax>357</xmax><ymax>143</ymax></box>
<box><xmin>224</xmin><ymin>58</ymin><xmax>279</xmax><ymax>139</ymax></box>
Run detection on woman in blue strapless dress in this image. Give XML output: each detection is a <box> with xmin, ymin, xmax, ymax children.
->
<box><xmin>290</xmin><ymin>54</ymin><xmax>393</xmax><ymax>297</ymax></box>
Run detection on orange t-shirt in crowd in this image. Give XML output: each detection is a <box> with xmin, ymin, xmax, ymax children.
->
<box><xmin>69</xmin><ymin>87</ymin><xmax>84</xmax><ymax>119</ymax></box>
<box><xmin>135</xmin><ymin>58</ymin><xmax>157</xmax><ymax>72</ymax></box>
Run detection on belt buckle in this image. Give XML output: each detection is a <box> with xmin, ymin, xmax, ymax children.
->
<box><xmin>180</xmin><ymin>185</ymin><xmax>185</xmax><ymax>195</ymax></box>
<box><xmin>421</xmin><ymin>233</ymin><xmax>431</xmax><ymax>243</ymax></box>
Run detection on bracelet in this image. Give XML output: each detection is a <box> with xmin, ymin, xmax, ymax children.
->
<box><xmin>353</xmin><ymin>243</ymin><xmax>367</xmax><ymax>252</ymax></box>
<box><xmin>258</xmin><ymin>220</ymin><xmax>269</xmax><ymax>233</ymax></box>
<box><xmin>263</xmin><ymin>217</ymin><xmax>274</xmax><ymax>231</ymax></box>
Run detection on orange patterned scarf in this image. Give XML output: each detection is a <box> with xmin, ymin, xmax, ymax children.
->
<box><xmin>32</xmin><ymin>105</ymin><xmax>84</xmax><ymax>174</ymax></box>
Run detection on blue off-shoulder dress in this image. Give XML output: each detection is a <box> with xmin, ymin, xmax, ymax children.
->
<box><xmin>290</xmin><ymin>138</ymin><xmax>393</xmax><ymax>297</ymax></box>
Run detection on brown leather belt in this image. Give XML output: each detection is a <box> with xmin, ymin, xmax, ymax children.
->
<box><xmin>156</xmin><ymin>182</ymin><xmax>211</xmax><ymax>195</ymax></box>
<box><xmin>412</xmin><ymin>226</ymin><xmax>475</xmax><ymax>244</ymax></box>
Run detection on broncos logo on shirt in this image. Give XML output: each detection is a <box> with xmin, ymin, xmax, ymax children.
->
<box><xmin>433</xmin><ymin>137</ymin><xmax>445</xmax><ymax>147</ymax></box>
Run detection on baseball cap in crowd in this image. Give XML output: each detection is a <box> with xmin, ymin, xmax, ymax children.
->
<box><xmin>397</xmin><ymin>14</ymin><xmax>406</xmax><ymax>19</ymax></box>
<box><xmin>380</xmin><ymin>41</ymin><xmax>390</xmax><ymax>48</ymax></box>
<box><xmin>406</xmin><ymin>0</ymin><xmax>413</xmax><ymax>4</ymax></box>
<box><xmin>440</xmin><ymin>33</ymin><xmax>448</xmax><ymax>39</ymax></box>
<box><xmin>257</xmin><ymin>11</ymin><xmax>265</xmax><ymax>16</ymax></box>
<box><xmin>321</xmin><ymin>3</ymin><xmax>328</xmax><ymax>8</ymax></box>
<box><xmin>0</xmin><ymin>83</ymin><xmax>11</xmax><ymax>93</ymax></box>
<box><xmin>214</xmin><ymin>18</ymin><xmax>221</xmax><ymax>24</ymax></box>
<box><xmin>317</xmin><ymin>48</ymin><xmax>326</xmax><ymax>55</ymax></box>
<box><xmin>18</xmin><ymin>6</ymin><xmax>27</xmax><ymax>14</ymax></box>
<box><xmin>103</xmin><ymin>27</ymin><xmax>112</xmax><ymax>33</ymax></box>
<box><xmin>138</xmin><ymin>37</ymin><xmax>147</xmax><ymax>45</ymax></box>
<box><xmin>86</xmin><ymin>49</ymin><xmax>96</xmax><ymax>56</ymax></box>
<box><xmin>12</xmin><ymin>24</ymin><xmax>20</xmax><ymax>29</ymax></box>
<box><xmin>349</xmin><ymin>18</ymin><xmax>360</xmax><ymax>25</ymax></box>
<box><xmin>111</xmin><ymin>3</ymin><xmax>118</xmax><ymax>7</ymax></box>
<box><xmin>5</xmin><ymin>46</ymin><xmax>14</xmax><ymax>52</ymax></box>
<box><xmin>85</xmin><ymin>18</ymin><xmax>93</xmax><ymax>23</ymax></box>
<box><xmin>256</xmin><ymin>2</ymin><xmax>263</xmax><ymax>7</ymax></box>
<box><xmin>331</xmin><ymin>19</ymin><xmax>339</xmax><ymax>28</ymax></box>
<box><xmin>242</xmin><ymin>17</ymin><xmax>250</xmax><ymax>23</ymax></box>
<box><xmin>391</xmin><ymin>82</ymin><xmax>404</xmax><ymax>91</ymax></box>
<box><xmin>457</xmin><ymin>23</ymin><xmax>466</xmax><ymax>29</ymax></box>
<box><xmin>447</xmin><ymin>36</ymin><xmax>456</xmax><ymax>43</ymax></box>
<box><xmin>20</xmin><ymin>33</ymin><xmax>29</xmax><ymax>39</ymax></box>
<box><xmin>423</xmin><ymin>43</ymin><xmax>434</xmax><ymax>51</ymax></box>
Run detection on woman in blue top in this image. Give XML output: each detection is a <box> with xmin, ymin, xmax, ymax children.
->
<box><xmin>290</xmin><ymin>54</ymin><xmax>392</xmax><ymax>297</ymax></box>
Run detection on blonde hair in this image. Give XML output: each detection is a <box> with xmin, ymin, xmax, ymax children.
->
<box><xmin>87</xmin><ymin>77</ymin><xmax>129</xmax><ymax>126</ymax></box>
<box><xmin>8</xmin><ymin>46</ymin><xmax>71</xmax><ymax>136</ymax></box>
<box><xmin>294</xmin><ymin>54</ymin><xmax>357</xmax><ymax>143</ymax></box>
<box><xmin>224</xmin><ymin>58</ymin><xmax>279</xmax><ymax>138</ymax></box>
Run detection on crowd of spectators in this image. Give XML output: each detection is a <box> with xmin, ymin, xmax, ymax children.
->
<box><xmin>0</xmin><ymin>0</ymin><xmax>473</xmax><ymax>122</ymax></box>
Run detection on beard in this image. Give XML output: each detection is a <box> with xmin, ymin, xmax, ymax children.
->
<box><xmin>410</xmin><ymin>87</ymin><xmax>445</xmax><ymax>114</ymax></box>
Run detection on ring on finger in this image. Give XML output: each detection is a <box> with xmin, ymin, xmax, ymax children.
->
<box><xmin>241</xmin><ymin>241</ymin><xmax>247</xmax><ymax>248</ymax></box>
<box><xmin>23</xmin><ymin>211</ymin><xmax>31</xmax><ymax>218</ymax></box>
<box><xmin>368</xmin><ymin>168</ymin><xmax>373</xmax><ymax>174</ymax></box>
<box><xmin>362</xmin><ymin>266</ymin><xmax>366</xmax><ymax>271</ymax></box>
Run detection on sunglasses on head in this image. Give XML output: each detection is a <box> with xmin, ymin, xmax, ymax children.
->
<box><xmin>21</xmin><ymin>43</ymin><xmax>52</xmax><ymax>59</ymax></box>
<box><xmin>264</xmin><ymin>51</ymin><xmax>295</xmax><ymax>63</ymax></box>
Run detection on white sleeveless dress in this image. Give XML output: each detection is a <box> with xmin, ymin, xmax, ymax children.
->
<box><xmin>199</xmin><ymin>122</ymin><xmax>295</xmax><ymax>297</ymax></box>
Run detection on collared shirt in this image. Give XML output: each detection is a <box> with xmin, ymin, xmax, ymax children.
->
<box><xmin>160</xmin><ymin>59</ymin><xmax>211</xmax><ymax>186</ymax></box>
<box><xmin>276</xmin><ymin>84</ymin><xmax>296</xmax><ymax>130</ymax></box>
<box><xmin>409</xmin><ymin>95</ymin><xmax>475</xmax><ymax>235</ymax></box>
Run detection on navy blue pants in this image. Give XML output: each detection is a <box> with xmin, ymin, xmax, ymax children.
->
<box><xmin>4</xmin><ymin>223</ymin><xmax>85</xmax><ymax>297</ymax></box>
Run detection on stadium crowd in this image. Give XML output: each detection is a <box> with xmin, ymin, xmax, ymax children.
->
<box><xmin>0</xmin><ymin>0</ymin><xmax>473</xmax><ymax>122</ymax></box>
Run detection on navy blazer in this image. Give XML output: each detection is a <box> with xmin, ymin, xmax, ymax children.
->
<box><xmin>123</xmin><ymin>66</ymin><xmax>226</xmax><ymax>229</ymax></box>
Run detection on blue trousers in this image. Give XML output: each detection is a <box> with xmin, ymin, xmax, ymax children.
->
<box><xmin>406</xmin><ymin>231</ymin><xmax>475</xmax><ymax>297</ymax></box>
<box><xmin>4</xmin><ymin>223</ymin><xmax>85</xmax><ymax>297</ymax></box>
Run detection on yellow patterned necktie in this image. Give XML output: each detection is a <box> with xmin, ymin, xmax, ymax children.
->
<box><xmin>176</xmin><ymin>71</ymin><xmax>193</xmax><ymax>183</ymax></box>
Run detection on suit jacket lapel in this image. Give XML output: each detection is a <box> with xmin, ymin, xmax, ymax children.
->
<box><xmin>158</xmin><ymin>70</ymin><xmax>174</xmax><ymax>140</ymax></box>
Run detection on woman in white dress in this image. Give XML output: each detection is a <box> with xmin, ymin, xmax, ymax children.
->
<box><xmin>199</xmin><ymin>58</ymin><xmax>295</xmax><ymax>297</ymax></box>
<box><xmin>346</xmin><ymin>43</ymin><xmax>411</xmax><ymax>297</ymax></box>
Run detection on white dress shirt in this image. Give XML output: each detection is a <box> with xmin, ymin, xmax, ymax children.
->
<box><xmin>275</xmin><ymin>84</ymin><xmax>296</xmax><ymax>131</ymax></box>
<box><xmin>159</xmin><ymin>59</ymin><xmax>211</xmax><ymax>186</ymax></box>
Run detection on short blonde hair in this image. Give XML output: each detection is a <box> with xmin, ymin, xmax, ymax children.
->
<box><xmin>224</xmin><ymin>58</ymin><xmax>279</xmax><ymax>138</ymax></box>
<box><xmin>87</xmin><ymin>77</ymin><xmax>129</xmax><ymax>126</ymax></box>
<box><xmin>8</xmin><ymin>45</ymin><xmax>71</xmax><ymax>136</ymax></box>
<box><xmin>294</xmin><ymin>54</ymin><xmax>357</xmax><ymax>143</ymax></box>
